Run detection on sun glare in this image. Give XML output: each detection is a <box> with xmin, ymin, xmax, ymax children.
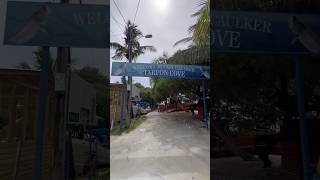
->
<box><xmin>154</xmin><ymin>0</ymin><xmax>169</xmax><ymax>13</ymax></box>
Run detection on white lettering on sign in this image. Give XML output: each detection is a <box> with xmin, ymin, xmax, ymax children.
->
<box><xmin>73</xmin><ymin>12</ymin><xmax>108</xmax><ymax>25</ymax></box>
<box><xmin>143</xmin><ymin>70</ymin><xmax>186</xmax><ymax>77</ymax></box>
<box><xmin>213</xmin><ymin>30</ymin><xmax>241</xmax><ymax>48</ymax></box>
<box><xmin>213</xmin><ymin>15</ymin><xmax>272</xmax><ymax>33</ymax></box>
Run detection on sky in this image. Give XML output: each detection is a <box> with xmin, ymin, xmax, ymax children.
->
<box><xmin>110</xmin><ymin>0</ymin><xmax>199</xmax><ymax>87</ymax></box>
<box><xmin>0</xmin><ymin>0</ymin><xmax>109</xmax><ymax>75</ymax></box>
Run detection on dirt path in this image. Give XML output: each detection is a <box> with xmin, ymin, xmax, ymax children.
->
<box><xmin>110</xmin><ymin>111</ymin><xmax>210</xmax><ymax>180</ymax></box>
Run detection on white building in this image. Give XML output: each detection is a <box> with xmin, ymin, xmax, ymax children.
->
<box><xmin>68</xmin><ymin>73</ymin><xmax>96</xmax><ymax>130</ymax></box>
<box><xmin>127</xmin><ymin>84</ymin><xmax>141</xmax><ymax>102</ymax></box>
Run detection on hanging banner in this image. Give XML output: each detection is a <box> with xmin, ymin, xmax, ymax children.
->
<box><xmin>111</xmin><ymin>62</ymin><xmax>210</xmax><ymax>79</ymax></box>
<box><xmin>212</xmin><ymin>11</ymin><xmax>320</xmax><ymax>53</ymax></box>
<box><xmin>4</xmin><ymin>1</ymin><xmax>109</xmax><ymax>48</ymax></box>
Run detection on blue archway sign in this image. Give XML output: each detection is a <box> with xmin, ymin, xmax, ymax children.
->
<box><xmin>112</xmin><ymin>62</ymin><xmax>210</xmax><ymax>129</ymax></box>
<box><xmin>111</xmin><ymin>62</ymin><xmax>210</xmax><ymax>79</ymax></box>
<box><xmin>212</xmin><ymin>10</ymin><xmax>320</xmax><ymax>180</ymax></box>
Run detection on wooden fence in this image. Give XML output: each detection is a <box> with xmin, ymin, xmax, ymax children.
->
<box><xmin>0</xmin><ymin>69</ymin><xmax>56</xmax><ymax>180</ymax></box>
<box><xmin>0</xmin><ymin>140</ymin><xmax>54</xmax><ymax>180</ymax></box>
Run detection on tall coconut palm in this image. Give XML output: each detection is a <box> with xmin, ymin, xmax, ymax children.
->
<box><xmin>111</xmin><ymin>21</ymin><xmax>156</xmax><ymax>62</ymax></box>
<box><xmin>174</xmin><ymin>0</ymin><xmax>210</xmax><ymax>47</ymax></box>
<box><xmin>190</xmin><ymin>0</ymin><xmax>210</xmax><ymax>46</ymax></box>
<box><xmin>111</xmin><ymin>20</ymin><xmax>156</xmax><ymax>127</ymax></box>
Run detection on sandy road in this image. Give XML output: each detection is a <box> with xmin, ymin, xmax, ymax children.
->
<box><xmin>110</xmin><ymin>111</ymin><xmax>210</xmax><ymax>180</ymax></box>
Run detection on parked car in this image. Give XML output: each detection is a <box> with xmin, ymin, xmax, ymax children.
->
<box><xmin>132</xmin><ymin>102</ymin><xmax>140</xmax><ymax>117</ymax></box>
<box><xmin>145</xmin><ymin>106</ymin><xmax>152</xmax><ymax>113</ymax></box>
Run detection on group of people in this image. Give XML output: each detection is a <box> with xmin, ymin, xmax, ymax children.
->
<box><xmin>157</xmin><ymin>97</ymin><xmax>178</xmax><ymax>112</ymax></box>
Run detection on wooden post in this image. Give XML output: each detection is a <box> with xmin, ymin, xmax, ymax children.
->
<box><xmin>45</xmin><ymin>94</ymin><xmax>50</xmax><ymax>141</ymax></box>
<box><xmin>12</xmin><ymin>87</ymin><xmax>29</xmax><ymax>179</ymax></box>
<box><xmin>115</xmin><ymin>92</ymin><xmax>119</xmax><ymax>126</ymax></box>
<box><xmin>7</xmin><ymin>86</ymin><xmax>17</xmax><ymax>141</ymax></box>
<box><xmin>12</xmin><ymin>88</ymin><xmax>29</xmax><ymax>180</ymax></box>
<box><xmin>47</xmin><ymin>94</ymin><xmax>55</xmax><ymax>142</ymax></box>
<box><xmin>22</xmin><ymin>88</ymin><xmax>30</xmax><ymax>139</ymax></box>
<box><xmin>0</xmin><ymin>84</ymin><xmax>2</xmax><ymax>114</ymax></box>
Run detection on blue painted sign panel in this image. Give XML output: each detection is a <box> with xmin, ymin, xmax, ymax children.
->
<box><xmin>212</xmin><ymin>11</ymin><xmax>320</xmax><ymax>53</ymax></box>
<box><xmin>4</xmin><ymin>1</ymin><xmax>109</xmax><ymax>48</ymax></box>
<box><xmin>111</xmin><ymin>62</ymin><xmax>210</xmax><ymax>79</ymax></box>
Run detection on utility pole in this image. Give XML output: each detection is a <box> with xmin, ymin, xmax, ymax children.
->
<box><xmin>53</xmin><ymin>1</ymin><xmax>71</xmax><ymax>180</ymax></box>
<box><xmin>127</xmin><ymin>32</ymin><xmax>133</xmax><ymax>127</ymax></box>
<box><xmin>32</xmin><ymin>46</ymin><xmax>50</xmax><ymax>180</ymax></box>
<box><xmin>127</xmin><ymin>28</ymin><xmax>136</xmax><ymax>127</ymax></box>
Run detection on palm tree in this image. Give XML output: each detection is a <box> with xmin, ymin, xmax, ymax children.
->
<box><xmin>111</xmin><ymin>20</ymin><xmax>156</xmax><ymax>62</ymax></box>
<box><xmin>174</xmin><ymin>0</ymin><xmax>210</xmax><ymax>47</ymax></box>
<box><xmin>111</xmin><ymin>20</ymin><xmax>156</xmax><ymax>127</ymax></box>
<box><xmin>191</xmin><ymin>0</ymin><xmax>210</xmax><ymax>46</ymax></box>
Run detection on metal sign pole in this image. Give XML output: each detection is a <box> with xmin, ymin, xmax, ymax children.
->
<box><xmin>202</xmin><ymin>80</ymin><xmax>209</xmax><ymax>128</ymax></box>
<box><xmin>119</xmin><ymin>76</ymin><xmax>126</xmax><ymax>131</ymax></box>
<box><xmin>32</xmin><ymin>46</ymin><xmax>49</xmax><ymax>180</ymax></box>
<box><xmin>293</xmin><ymin>54</ymin><xmax>312</xmax><ymax>180</ymax></box>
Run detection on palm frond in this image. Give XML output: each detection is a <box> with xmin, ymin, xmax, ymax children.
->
<box><xmin>188</xmin><ymin>24</ymin><xmax>196</xmax><ymax>34</ymax></box>
<box><xmin>192</xmin><ymin>0</ymin><xmax>210</xmax><ymax>46</ymax></box>
<box><xmin>173</xmin><ymin>37</ymin><xmax>193</xmax><ymax>47</ymax></box>
<box><xmin>110</xmin><ymin>42</ymin><xmax>125</xmax><ymax>50</ymax></box>
<box><xmin>192</xmin><ymin>0</ymin><xmax>209</xmax><ymax>17</ymax></box>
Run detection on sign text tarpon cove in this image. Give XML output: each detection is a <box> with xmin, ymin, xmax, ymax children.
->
<box><xmin>111</xmin><ymin>62</ymin><xmax>210</xmax><ymax>80</ymax></box>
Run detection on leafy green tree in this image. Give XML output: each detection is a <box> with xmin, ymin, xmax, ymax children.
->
<box><xmin>174</xmin><ymin>0</ymin><xmax>210</xmax><ymax>47</ymax></box>
<box><xmin>168</xmin><ymin>46</ymin><xmax>209</xmax><ymax>65</ymax></box>
<box><xmin>134</xmin><ymin>83</ymin><xmax>155</xmax><ymax>105</ymax></box>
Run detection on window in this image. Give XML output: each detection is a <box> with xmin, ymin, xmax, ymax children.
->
<box><xmin>69</xmin><ymin>112</ymin><xmax>79</xmax><ymax>122</ymax></box>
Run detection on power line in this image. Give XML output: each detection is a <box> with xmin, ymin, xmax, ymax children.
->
<box><xmin>133</xmin><ymin>0</ymin><xmax>141</xmax><ymax>23</ymax></box>
<box><xmin>111</xmin><ymin>13</ymin><xmax>124</xmax><ymax>32</ymax></box>
<box><xmin>112</xmin><ymin>0</ymin><xmax>126</xmax><ymax>24</ymax></box>
<box><xmin>111</xmin><ymin>13</ymin><xmax>124</xmax><ymax>27</ymax></box>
